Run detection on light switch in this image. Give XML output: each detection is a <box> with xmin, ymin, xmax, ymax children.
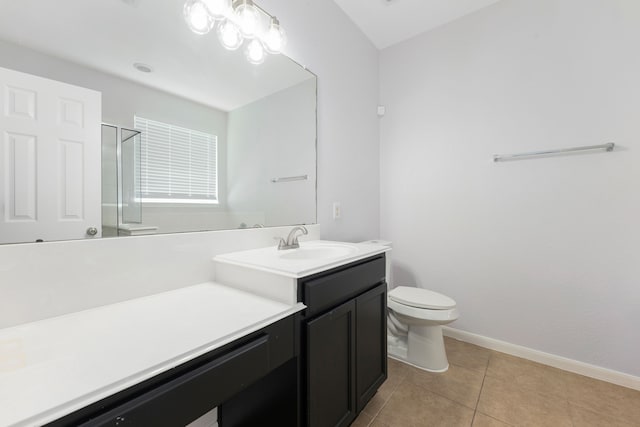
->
<box><xmin>333</xmin><ymin>202</ymin><xmax>341</xmax><ymax>219</ymax></box>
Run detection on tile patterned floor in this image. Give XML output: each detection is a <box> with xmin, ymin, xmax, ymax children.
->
<box><xmin>352</xmin><ymin>337</ymin><xmax>640</xmax><ymax>427</ymax></box>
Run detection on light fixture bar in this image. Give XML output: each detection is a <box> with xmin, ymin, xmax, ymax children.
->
<box><xmin>184</xmin><ymin>0</ymin><xmax>286</xmax><ymax>64</ymax></box>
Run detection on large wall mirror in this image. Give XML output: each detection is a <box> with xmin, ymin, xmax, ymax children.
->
<box><xmin>0</xmin><ymin>0</ymin><xmax>316</xmax><ymax>244</ymax></box>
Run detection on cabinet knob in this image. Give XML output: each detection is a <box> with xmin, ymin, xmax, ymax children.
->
<box><xmin>86</xmin><ymin>227</ymin><xmax>98</xmax><ymax>236</ymax></box>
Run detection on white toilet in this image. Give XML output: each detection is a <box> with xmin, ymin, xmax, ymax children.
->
<box><xmin>361</xmin><ymin>240</ymin><xmax>460</xmax><ymax>373</ymax></box>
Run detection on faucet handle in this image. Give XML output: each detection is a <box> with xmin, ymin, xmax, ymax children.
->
<box><xmin>274</xmin><ymin>236</ymin><xmax>287</xmax><ymax>249</ymax></box>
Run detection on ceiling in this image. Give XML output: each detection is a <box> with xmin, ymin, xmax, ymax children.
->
<box><xmin>0</xmin><ymin>0</ymin><xmax>313</xmax><ymax>111</ymax></box>
<box><xmin>333</xmin><ymin>0</ymin><xmax>502</xmax><ymax>49</ymax></box>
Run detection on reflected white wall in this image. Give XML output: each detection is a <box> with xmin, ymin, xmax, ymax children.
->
<box><xmin>227</xmin><ymin>79</ymin><xmax>316</xmax><ymax>228</ymax></box>
<box><xmin>259</xmin><ymin>0</ymin><xmax>381</xmax><ymax>242</ymax></box>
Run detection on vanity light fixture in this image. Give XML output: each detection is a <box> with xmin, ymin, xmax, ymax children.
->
<box><xmin>184</xmin><ymin>0</ymin><xmax>286</xmax><ymax>64</ymax></box>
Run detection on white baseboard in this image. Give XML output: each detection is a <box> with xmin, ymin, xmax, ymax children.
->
<box><xmin>442</xmin><ymin>326</ymin><xmax>640</xmax><ymax>391</ymax></box>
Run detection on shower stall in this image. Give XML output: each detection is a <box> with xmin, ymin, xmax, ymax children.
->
<box><xmin>101</xmin><ymin>124</ymin><xmax>143</xmax><ymax>237</ymax></box>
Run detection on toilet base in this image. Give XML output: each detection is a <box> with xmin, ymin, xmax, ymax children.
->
<box><xmin>408</xmin><ymin>325</ymin><xmax>449</xmax><ymax>372</ymax></box>
<box><xmin>388</xmin><ymin>353</ymin><xmax>449</xmax><ymax>374</ymax></box>
<box><xmin>388</xmin><ymin>334</ymin><xmax>408</xmax><ymax>360</ymax></box>
<box><xmin>387</xmin><ymin>324</ymin><xmax>450</xmax><ymax>373</ymax></box>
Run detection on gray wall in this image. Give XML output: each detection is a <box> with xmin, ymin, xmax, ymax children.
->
<box><xmin>380</xmin><ymin>0</ymin><xmax>640</xmax><ymax>376</ymax></box>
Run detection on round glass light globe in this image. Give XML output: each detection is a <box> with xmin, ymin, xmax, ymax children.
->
<box><xmin>217</xmin><ymin>20</ymin><xmax>243</xmax><ymax>50</ymax></box>
<box><xmin>245</xmin><ymin>39</ymin><xmax>266</xmax><ymax>65</ymax></box>
<box><xmin>184</xmin><ymin>0</ymin><xmax>214</xmax><ymax>35</ymax></box>
<box><xmin>264</xmin><ymin>21</ymin><xmax>286</xmax><ymax>54</ymax></box>
<box><xmin>235</xmin><ymin>1</ymin><xmax>260</xmax><ymax>38</ymax></box>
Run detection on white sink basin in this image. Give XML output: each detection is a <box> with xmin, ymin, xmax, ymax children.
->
<box><xmin>215</xmin><ymin>240</ymin><xmax>389</xmax><ymax>278</ymax></box>
<box><xmin>214</xmin><ymin>240</ymin><xmax>390</xmax><ymax>305</ymax></box>
<box><xmin>278</xmin><ymin>244</ymin><xmax>357</xmax><ymax>260</ymax></box>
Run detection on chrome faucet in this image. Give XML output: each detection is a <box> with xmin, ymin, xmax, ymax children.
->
<box><xmin>277</xmin><ymin>225</ymin><xmax>308</xmax><ymax>250</ymax></box>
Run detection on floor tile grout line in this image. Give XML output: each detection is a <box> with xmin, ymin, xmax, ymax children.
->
<box><xmin>474</xmin><ymin>351</ymin><xmax>491</xmax><ymax>410</ymax></box>
<box><xmin>480</xmin><ymin>353</ymin><xmax>577</xmax><ymax>427</ymax></box>
<box><xmin>401</xmin><ymin>362</ymin><xmax>480</xmax><ymax>410</ymax></box>
<box><xmin>365</xmin><ymin>370</ymin><xmax>408</xmax><ymax>424</ymax></box>
<box><xmin>364</xmin><ymin>413</ymin><xmax>373</xmax><ymax>427</ymax></box>
<box><xmin>402</xmin><ymin>374</ymin><xmax>481</xmax><ymax>413</ymax></box>
<box><xmin>468</xmin><ymin>354</ymin><xmax>490</xmax><ymax>426</ymax></box>
<box><xmin>474</xmin><ymin>411</ymin><xmax>518</xmax><ymax>427</ymax></box>
<box><xmin>568</xmin><ymin>399</ymin><xmax>576</xmax><ymax>427</ymax></box>
<box><xmin>391</xmin><ymin>358</ymin><xmax>487</xmax><ymax>412</ymax></box>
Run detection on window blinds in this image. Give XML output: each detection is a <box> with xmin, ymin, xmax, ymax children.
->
<box><xmin>135</xmin><ymin>116</ymin><xmax>218</xmax><ymax>203</ymax></box>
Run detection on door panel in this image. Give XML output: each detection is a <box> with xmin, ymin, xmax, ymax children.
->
<box><xmin>6</xmin><ymin>132</ymin><xmax>37</xmax><ymax>221</ymax></box>
<box><xmin>0</xmin><ymin>66</ymin><xmax>101</xmax><ymax>243</ymax></box>
<box><xmin>60</xmin><ymin>138</ymin><xmax>85</xmax><ymax>219</ymax></box>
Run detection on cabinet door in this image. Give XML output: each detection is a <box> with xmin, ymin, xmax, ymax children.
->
<box><xmin>307</xmin><ymin>300</ymin><xmax>356</xmax><ymax>427</ymax></box>
<box><xmin>356</xmin><ymin>283</ymin><xmax>387</xmax><ymax>412</ymax></box>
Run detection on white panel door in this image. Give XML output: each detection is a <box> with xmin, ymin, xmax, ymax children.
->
<box><xmin>0</xmin><ymin>66</ymin><xmax>102</xmax><ymax>244</ymax></box>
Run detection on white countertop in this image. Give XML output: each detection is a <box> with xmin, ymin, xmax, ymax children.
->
<box><xmin>0</xmin><ymin>283</ymin><xmax>305</xmax><ymax>427</ymax></box>
<box><xmin>214</xmin><ymin>240</ymin><xmax>390</xmax><ymax>278</ymax></box>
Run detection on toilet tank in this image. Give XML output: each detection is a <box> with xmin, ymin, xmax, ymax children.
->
<box><xmin>360</xmin><ymin>240</ymin><xmax>392</xmax><ymax>286</ymax></box>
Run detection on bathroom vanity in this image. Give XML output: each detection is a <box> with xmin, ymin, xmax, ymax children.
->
<box><xmin>0</xmin><ymin>240</ymin><xmax>388</xmax><ymax>427</ymax></box>
<box><xmin>299</xmin><ymin>255</ymin><xmax>387</xmax><ymax>427</ymax></box>
<box><xmin>215</xmin><ymin>240</ymin><xmax>390</xmax><ymax>427</ymax></box>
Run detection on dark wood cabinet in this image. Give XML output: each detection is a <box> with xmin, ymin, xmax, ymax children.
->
<box><xmin>356</xmin><ymin>284</ymin><xmax>387</xmax><ymax>413</ymax></box>
<box><xmin>47</xmin><ymin>316</ymin><xmax>298</xmax><ymax>427</ymax></box>
<box><xmin>300</xmin><ymin>255</ymin><xmax>387</xmax><ymax>427</ymax></box>
<box><xmin>307</xmin><ymin>299</ymin><xmax>357</xmax><ymax>427</ymax></box>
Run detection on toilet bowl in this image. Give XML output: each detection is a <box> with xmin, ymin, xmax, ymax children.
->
<box><xmin>388</xmin><ymin>286</ymin><xmax>459</xmax><ymax>372</ymax></box>
<box><xmin>360</xmin><ymin>240</ymin><xmax>460</xmax><ymax>373</ymax></box>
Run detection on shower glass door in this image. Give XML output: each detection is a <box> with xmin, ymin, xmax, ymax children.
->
<box><xmin>121</xmin><ymin>128</ymin><xmax>142</xmax><ymax>225</ymax></box>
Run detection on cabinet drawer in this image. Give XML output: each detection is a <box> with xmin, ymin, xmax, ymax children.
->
<box><xmin>47</xmin><ymin>317</ymin><xmax>296</xmax><ymax>427</ymax></box>
<box><xmin>301</xmin><ymin>256</ymin><xmax>385</xmax><ymax>316</ymax></box>
<box><xmin>80</xmin><ymin>336</ymin><xmax>270</xmax><ymax>427</ymax></box>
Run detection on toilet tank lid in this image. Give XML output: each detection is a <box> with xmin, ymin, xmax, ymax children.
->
<box><xmin>389</xmin><ymin>286</ymin><xmax>456</xmax><ymax>310</ymax></box>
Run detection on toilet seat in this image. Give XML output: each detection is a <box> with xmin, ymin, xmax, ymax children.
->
<box><xmin>388</xmin><ymin>298</ymin><xmax>459</xmax><ymax>322</ymax></box>
<box><xmin>389</xmin><ymin>286</ymin><xmax>456</xmax><ymax>310</ymax></box>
